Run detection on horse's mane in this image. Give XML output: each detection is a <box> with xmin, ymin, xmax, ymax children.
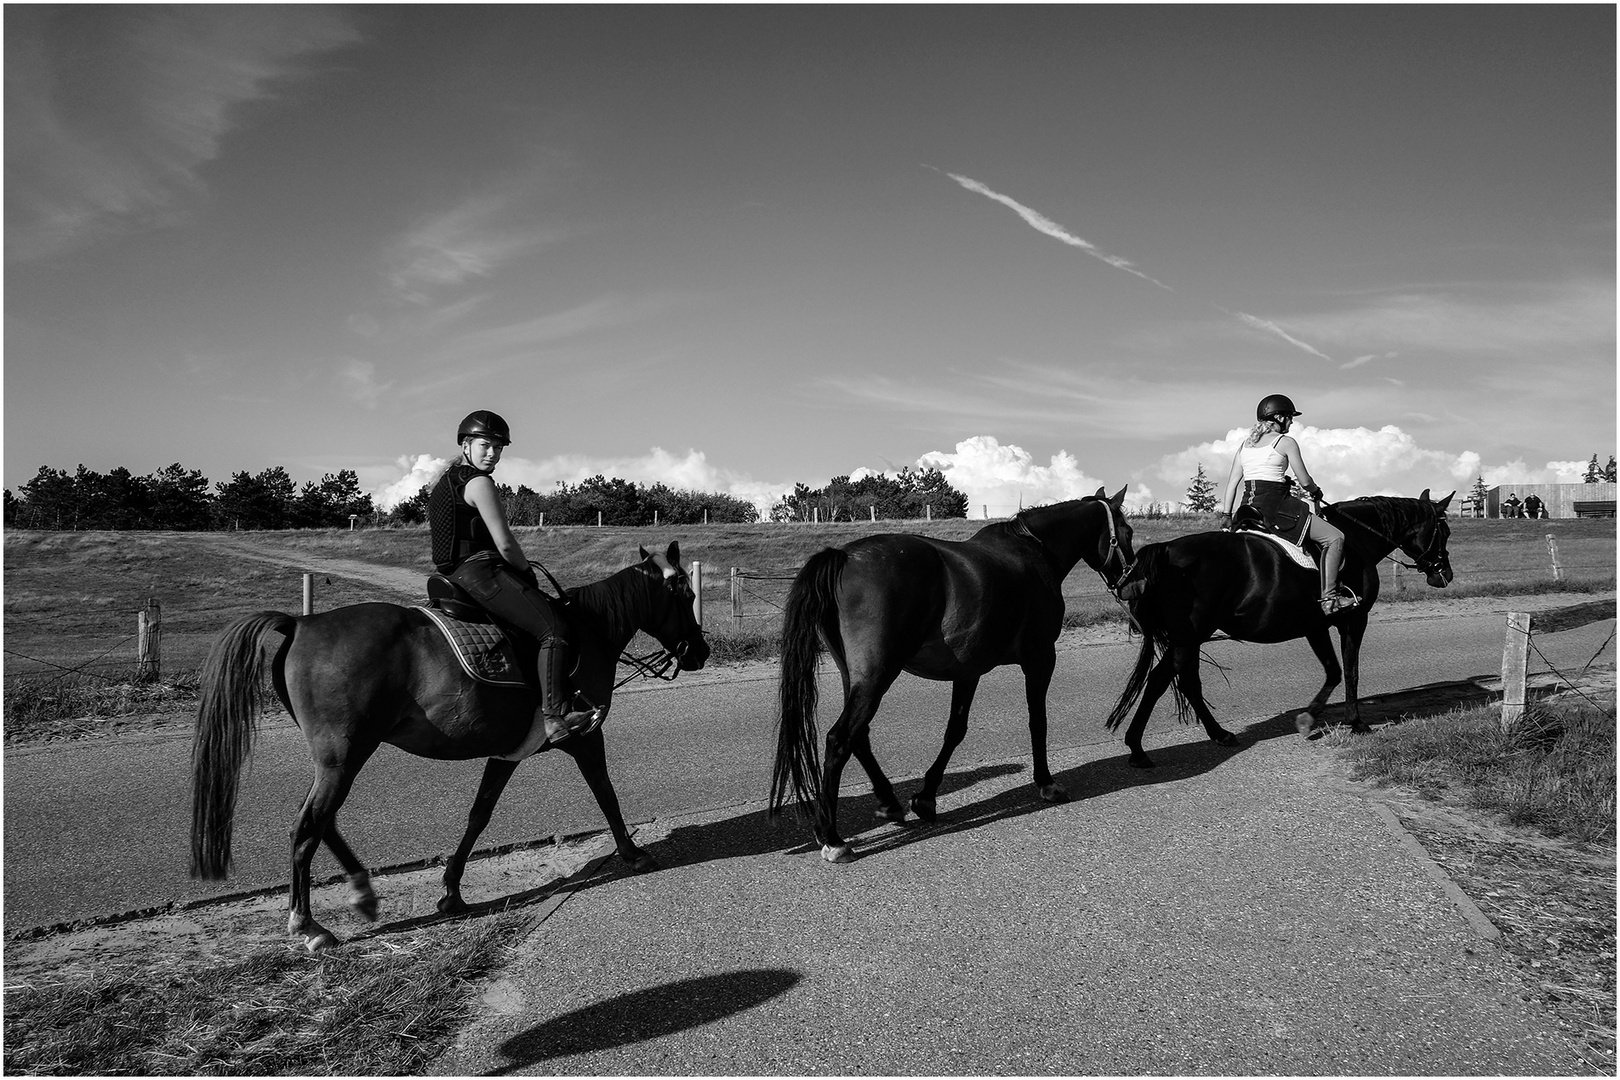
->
<box><xmin>1331</xmin><ymin>495</ymin><xmax>1432</xmax><ymax>538</ymax></box>
<box><xmin>565</xmin><ymin>563</ymin><xmax>652</xmax><ymax>642</ymax></box>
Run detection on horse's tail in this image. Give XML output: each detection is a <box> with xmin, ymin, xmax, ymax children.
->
<box><xmin>191</xmin><ymin>610</ymin><xmax>296</xmax><ymax>880</ymax></box>
<box><xmin>770</xmin><ymin>547</ymin><xmax>848</xmax><ymax>817</ymax></box>
<box><xmin>1103</xmin><ymin>545</ymin><xmax>1192</xmax><ymax>730</ymax></box>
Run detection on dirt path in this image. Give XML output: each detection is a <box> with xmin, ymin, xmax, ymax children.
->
<box><xmin>182</xmin><ymin>534</ymin><xmax>426</xmax><ymax>598</ymax></box>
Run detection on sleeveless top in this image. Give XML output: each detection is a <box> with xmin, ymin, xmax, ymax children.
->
<box><xmin>429</xmin><ymin>462</ymin><xmax>498</xmax><ymax>574</ymax></box>
<box><xmin>1238</xmin><ymin>436</ymin><xmax>1289</xmax><ymax>482</ymax></box>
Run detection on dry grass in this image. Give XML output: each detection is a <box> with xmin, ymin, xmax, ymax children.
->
<box><xmin>3</xmin><ymin>913</ymin><xmax>530</xmax><ymax>1076</ymax></box>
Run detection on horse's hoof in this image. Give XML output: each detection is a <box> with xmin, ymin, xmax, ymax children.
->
<box><xmin>908</xmin><ymin>796</ymin><xmax>936</xmax><ymax>822</ymax></box>
<box><xmin>1128</xmin><ymin>753</ymin><xmax>1155</xmax><ymax>769</ymax></box>
<box><xmin>1343</xmin><ymin>721</ymin><xmax>1373</xmax><ymax>736</ymax></box>
<box><xmin>621</xmin><ymin>849</ymin><xmax>660</xmax><ymax>874</ymax></box>
<box><xmin>820</xmin><ymin>843</ymin><xmax>856</xmax><ymax>864</ymax></box>
<box><xmin>294</xmin><ymin>922</ymin><xmax>339</xmax><ymax>952</ymax></box>
<box><xmin>1036</xmin><ymin>783</ymin><xmax>1070</xmax><ymax>804</ymax></box>
<box><xmin>873</xmin><ymin>803</ymin><xmax>907</xmax><ymax>824</ymax></box>
<box><xmin>1214</xmin><ymin>731</ymin><xmax>1241</xmax><ymax>748</ymax></box>
<box><xmin>1294</xmin><ymin>712</ymin><xmax>1318</xmax><ymax>736</ymax></box>
<box><xmin>436</xmin><ymin>894</ymin><xmax>467</xmax><ymax>916</ymax></box>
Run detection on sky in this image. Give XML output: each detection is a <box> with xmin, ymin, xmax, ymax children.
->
<box><xmin>6</xmin><ymin>6</ymin><xmax>1615</xmax><ymax>516</ymax></box>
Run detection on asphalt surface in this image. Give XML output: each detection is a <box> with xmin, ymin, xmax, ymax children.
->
<box><xmin>5</xmin><ymin>601</ymin><xmax>1613</xmax><ymax>932</ymax></box>
<box><xmin>427</xmin><ymin>719</ymin><xmax>1587</xmax><ymax>1075</ymax></box>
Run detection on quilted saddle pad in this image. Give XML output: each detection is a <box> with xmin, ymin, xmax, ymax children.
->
<box><xmin>416</xmin><ymin>605</ymin><xmax>529</xmax><ymax>687</ymax></box>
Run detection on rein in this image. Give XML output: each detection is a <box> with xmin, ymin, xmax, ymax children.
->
<box><xmin>614</xmin><ymin>642</ymin><xmax>686</xmax><ymax>689</ymax></box>
<box><xmin>1319</xmin><ymin>500</ymin><xmax>1443</xmax><ymax>574</ymax></box>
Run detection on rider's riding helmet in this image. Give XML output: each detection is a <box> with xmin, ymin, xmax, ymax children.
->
<box><xmin>457</xmin><ymin>410</ymin><xmax>511</xmax><ymax>447</ymax></box>
<box><xmin>1256</xmin><ymin>394</ymin><xmax>1301</xmax><ymax>422</ymax></box>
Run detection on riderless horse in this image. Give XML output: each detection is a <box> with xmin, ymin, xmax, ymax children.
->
<box><xmin>771</xmin><ymin>489</ymin><xmax>1136</xmax><ymax>862</ymax></box>
<box><xmin>1104</xmin><ymin>492</ymin><xmax>1454</xmax><ymax>767</ymax></box>
<box><xmin>191</xmin><ymin>543</ymin><xmax>707</xmax><ymax>950</ymax></box>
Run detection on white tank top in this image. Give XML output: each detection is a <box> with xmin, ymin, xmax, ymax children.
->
<box><xmin>1238</xmin><ymin>436</ymin><xmax>1288</xmax><ymax>482</ymax></box>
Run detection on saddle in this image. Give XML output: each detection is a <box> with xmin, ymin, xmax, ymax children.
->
<box><xmin>1230</xmin><ymin>508</ymin><xmax>1318</xmax><ymax>571</ymax></box>
<box><xmin>418</xmin><ymin>575</ymin><xmax>534</xmax><ymax>688</ymax></box>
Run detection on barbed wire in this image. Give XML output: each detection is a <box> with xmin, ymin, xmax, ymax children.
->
<box><xmin>1508</xmin><ymin>619</ymin><xmax>1618</xmax><ymax>718</ymax></box>
<box><xmin>4</xmin><ymin>635</ymin><xmax>137</xmax><ymax>684</ymax></box>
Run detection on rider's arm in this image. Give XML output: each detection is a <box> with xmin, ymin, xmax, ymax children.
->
<box><xmin>462</xmin><ymin>474</ymin><xmax>530</xmax><ymax>574</ymax></box>
<box><xmin>1220</xmin><ymin>451</ymin><xmax>1243</xmax><ymax>515</ymax></box>
<box><xmin>1277</xmin><ymin>436</ymin><xmax>1322</xmax><ymax>498</ymax></box>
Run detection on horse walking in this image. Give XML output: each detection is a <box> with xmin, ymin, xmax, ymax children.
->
<box><xmin>1104</xmin><ymin>492</ymin><xmax>1454</xmax><ymax>767</ymax></box>
<box><xmin>770</xmin><ymin>489</ymin><xmax>1136</xmax><ymax>863</ymax></box>
<box><xmin>191</xmin><ymin>543</ymin><xmax>708</xmax><ymax>950</ymax></box>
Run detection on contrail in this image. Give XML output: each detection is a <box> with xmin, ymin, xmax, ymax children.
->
<box><xmin>937</xmin><ymin>167</ymin><xmax>1336</xmax><ymax>363</ymax></box>
<box><xmin>1231</xmin><ymin>311</ymin><xmax>1335</xmax><ymax>363</ymax></box>
<box><xmin>939</xmin><ymin>169</ymin><xmax>1173</xmax><ymax>291</ymax></box>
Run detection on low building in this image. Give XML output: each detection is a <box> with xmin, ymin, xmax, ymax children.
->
<box><xmin>1486</xmin><ymin>482</ymin><xmax>1617</xmax><ymax>519</ymax></box>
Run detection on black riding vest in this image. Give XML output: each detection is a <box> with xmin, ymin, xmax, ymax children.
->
<box><xmin>1241</xmin><ymin>479</ymin><xmax>1309</xmax><ymax>544</ymax></box>
<box><xmin>429</xmin><ymin>462</ymin><xmax>498</xmax><ymax>574</ymax></box>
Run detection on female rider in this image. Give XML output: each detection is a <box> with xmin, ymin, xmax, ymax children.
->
<box><xmin>428</xmin><ymin>410</ymin><xmax>602</xmax><ymax>744</ymax></box>
<box><xmin>1219</xmin><ymin>394</ymin><xmax>1358</xmax><ymax>615</ymax></box>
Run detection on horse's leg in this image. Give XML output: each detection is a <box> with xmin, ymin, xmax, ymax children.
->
<box><xmin>1295</xmin><ymin>627</ymin><xmax>1343</xmax><ymax>736</ymax></box>
<box><xmin>1123</xmin><ymin>653</ymin><xmax>1179</xmax><ymax>769</ymax></box>
<box><xmin>911</xmin><ymin>675</ymin><xmax>980</xmax><ymax>822</ymax></box>
<box><xmin>322</xmin><ymin>826</ymin><xmax>378</xmax><ymax>921</ymax></box>
<box><xmin>288</xmin><ymin>760</ymin><xmax>365</xmax><ymax>951</ymax></box>
<box><xmin>849</xmin><ymin>725</ymin><xmax>906</xmax><ymax>825</ymax></box>
<box><xmin>817</xmin><ymin>677</ymin><xmax>892</xmax><ymax>863</ymax></box>
<box><xmin>1172</xmin><ymin>642</ymin><xmax>1240</xmax><ymax>749</ymax></box>
<box><xmin>1021</xmin><ymin>651</ymin><xmax>1068</xmax><ymax>803</ymax></box>
<box><xmin>559</xmin><ymin>728</ymin><xmax>658</xmax><ymax>873</ymax></box>
<box><xmin>437</xmin><ymin>757</ymin><xmax>521</xmax><ymax>915</ymax></box>
<box><xmin>1336</xmin><ymin>615</ymin><xmax>1370</xmax><ymax>734</ymax></box>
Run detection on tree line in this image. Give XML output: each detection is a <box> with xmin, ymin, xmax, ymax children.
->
<box><xmin>2</xmin><ymin>462</ymin><xmax>971</xmax><ymax>531</ymax></box>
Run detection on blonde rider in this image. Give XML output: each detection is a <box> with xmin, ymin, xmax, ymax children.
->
<box><xmin>1219</xmin><ymin>394</ymin><xmax>1358</xmax><ymax>615</ymax></box>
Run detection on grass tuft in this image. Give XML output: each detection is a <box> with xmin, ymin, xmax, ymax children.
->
<box><xmin>3</xmin><ymin>913</ymin><xmax>529</xmax><ymax>1075</ymax></box>
<box><xmin>1333</xmin><ymin>698</ymin><xmax>1616</xmax><ymax>844</ymax></box>
<box><xmin>4</xmin><ymin>671</ymin><xmax>201</xmax><ymax>744</ymax></box>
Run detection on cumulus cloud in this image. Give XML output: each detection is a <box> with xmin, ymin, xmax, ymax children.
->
<box><xmin>1484</xmin><ymin>460</ymin><xmax>1591</xmax><ymax>487</ymax></box>
<box><xmin>370</xmin><ymin>446</ymin><xmax>792</xmax><ymax>515</ymax></box>
<box><xmin>371</xmin><ymin>454</ymin><xmax>449</xmax><ymax>510</ymax></box>
<box><xmin>915</xmin><ymin>435</ymin><xmax>1145</xmax><ymax>514</ymax></box>
<box><xmin>1148</xmin><ymin>424</ymin><xmax>1484</xmax><ymax>505</ymax></box>
<box><xmin>5</xmin><ymin>7</ymin><xmax>359</xmax><ymax>261</ymax></box>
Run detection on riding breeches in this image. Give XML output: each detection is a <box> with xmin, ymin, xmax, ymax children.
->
<box><xmin>447</xmin><ymin>554</ymin><xmax>570</xmax><ymax>648</ymax></box>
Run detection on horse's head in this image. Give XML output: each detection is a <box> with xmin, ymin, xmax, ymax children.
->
<box><xmin>635</xmin><ymin>541</ymin><xmax>711</xmax><ymax>670</ymax></box>
<box><xmin>1406</xmin><ymin>489</ymin><xmax>1455</xmax><ymax>588</ymax></box>
<box><xmin>1022</xmin><ymin>485</ymin><xmax>1136</xmax><ymax>591</ymax></box>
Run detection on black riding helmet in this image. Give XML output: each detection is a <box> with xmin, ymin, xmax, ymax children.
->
<box><xmin>457</xmin><ymin>410</ymin><xmax>511</xmax><ymax>447</ymax></box>
<box><xmin>1256</xmin><ymin>394</ymin><xmax>1301</xmax><ymax>421</ymax></box>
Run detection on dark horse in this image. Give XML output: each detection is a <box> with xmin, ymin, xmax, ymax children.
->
<box><xmin>1104</xmin><ymin>491</ymin><xmax>1454</xmax><ymax>767</ymax></box>
<box><xmin>770</xmin><ymin>488</ymin><xmax>1136</xmax><ymax>863</ymax></box>
<box><xmin>191</xmin><ymin>543</ymin><xmax>708</xmax><ymax>950</ymax></box>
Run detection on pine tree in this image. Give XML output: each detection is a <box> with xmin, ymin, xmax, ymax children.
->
<box><xmin>1606</xmin><ymin>456</ymin><xmax>1617</xmax><ymax>483</ymax></box>
<box><xmin>1185</xmin><ymin>463</ymin><xmax>1218</xmax><ymax>513</ymax></box>
<box><xmin>1584</xmin><ymin>454</ymin><xmax>1604</xmax><ymax>483</ymax></box>
<box><xmin>1468</xmin><ymin>474</ymin><xmax>1488</xmax><ymax>517</ymax></box>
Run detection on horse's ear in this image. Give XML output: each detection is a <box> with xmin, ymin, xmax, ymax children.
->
<box><xmin>666</xmin><ymin>540</ymin><xmax>681</xmax><ymax>566</ymax></box>
<box><xmin>1109</xmin><ymin>485</ymin><xmax>1127</xmax><ymax>507</ymax></box>
<box><xmin>1418</xmin><ymin>488</ymin><xmax>1431</xmax><ymax>503</ymax></box>
<box><xmin>1094</xmin><ymin>486</ymin><xmax>1106</xmax><ymax>499</ymax></box>
<box><xmin>638</xmin><ymin>546</ymin><xmax>651</xmax><ymax>560</ymax></box>
<box><xmin>1435</xmin><ymin>491</ymin><xmax>1455</xmax><ymax>512</ymax></box>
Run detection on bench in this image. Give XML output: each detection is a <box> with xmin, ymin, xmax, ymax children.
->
<box><xmin>1572</xmin><ymin>500</ymin><xmax>1616</xmax><ymax>518</ymax></box>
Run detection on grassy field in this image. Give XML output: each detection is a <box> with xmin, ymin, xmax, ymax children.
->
<box><xmin>4</xmin><ymin>514</ymin><xmax>1613</xmax><ymax>737</ymax></box>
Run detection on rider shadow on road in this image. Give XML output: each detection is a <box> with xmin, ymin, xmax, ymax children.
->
<box><xmin>488</xmin><ymin>968</ymin><xmax>801</xmax><ymax>1074</ymax></box>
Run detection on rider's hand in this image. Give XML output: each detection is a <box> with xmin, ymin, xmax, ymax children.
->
<box><xmin>1217</xmin><ymin>511</ymin><xmax>1232</xmax><ymax>531</ymax></box>
<box><xmin>1305</xmin><ymin>483</ymin><xmax>1324</xmax><ymax>501</ymax></box>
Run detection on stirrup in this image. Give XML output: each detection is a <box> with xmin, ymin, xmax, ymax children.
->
<box><xmin>543</xmin><ymin>703</ymin><xmax>606</xmax><ymax>744</ymax></box>
<box><xmin>1319</xmin><ymin>590</ymin><xmax>1359</xmax><ymax>615</ymax></box>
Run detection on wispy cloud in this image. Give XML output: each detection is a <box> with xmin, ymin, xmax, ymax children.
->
<box><xmin>335</xmin><ymin>358</ymin><xmax>393</xmax><ymax>409</ymax></box>
<box><xmin>385</xmin><ymin>193</ymin><xmax>564</xmax><ymax>303</ymax></box>
<box><xmin>937</xmin><ymin>169</ymin><xmax>1172</xmax><ymax>290</ymax></box>
<box><xmin>1229</xmin><ymin>310</ymin><xmax>1335</xmax><ymax>362</ymax></box>
<box><xmin>5</xmin><ymin>7</ymin><xmax>359</xmax><ymax>262</ymax></box>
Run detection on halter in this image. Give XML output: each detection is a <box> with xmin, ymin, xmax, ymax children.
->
<box><xmin>614</xmin><ymin>558</ymin><xmax>698</xmax><ymax>689</ymax></box>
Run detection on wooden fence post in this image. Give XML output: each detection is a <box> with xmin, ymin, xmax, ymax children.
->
<box><xmin>925</xmin><ymin>504</ymin><xmax>931</xmax><ymax>521</ymax></box>
<box><xmin>597</xmin><ymin>511</ymin><xmax>603</xmax><ymax>527</ymax></box>
<box><xmin>691</xmin><ymin>561</ymin><xmax>704</xmax><ymax>625</ymax></box>
<box><xmin>1546</xmin><ymin>534</ymin><xmax>1562</xmax><ymax>581</ymax></box>
<box><xmin>136</xmin><ymin>599</ymin><xmax>162</xmax><ymax>682</ymax></box>
<box><xmin>303</xmin><ymin>573</ymin><xmax>315</xmax><ymax>616</ymax></box>
<box><xmin>869</xmin><ymin>505</ymin><xmax>875</xmax><ymax>522</ymax></box>
<box><xmin>1499</xmin><ymin>611</ymin><xmax>1531</xmax><ymax>729</ymax></box>
<box><xmin>730</xmin><ymin>567</ymin><xmax>741</xmax><ymax>624</ymax></box>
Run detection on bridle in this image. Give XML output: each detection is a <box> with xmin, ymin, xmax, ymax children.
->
<box><xmin>1320</xmin><ymin>500</ymin><xmax>1449</xmax><ymax>578</ymax></box>
<box><xmin>1013</xmin><ymin>499</ymin><xmax>1137</xmax><ymax>595</ymax></box>
<box><xmin>614</xmin><ymin>563</ymin><xmax>698</xmax><ymax>689</ymax></box>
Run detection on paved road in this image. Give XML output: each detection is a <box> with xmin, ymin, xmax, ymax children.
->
<box><xmin>6</xmin><ymin>602</ymin><xmax>1611</xmax><ymax>932</ymax></box>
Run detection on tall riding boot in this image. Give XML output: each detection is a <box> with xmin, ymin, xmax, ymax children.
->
<box><xmin>536</xmin><ymin>641</ymin><xmax>604</xmax><ymax>744</ymax></box>
<box><xmin>1317</xmin><ymin>534</ymin><xmax>1358</xmax><ymax>614</ymax></box>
